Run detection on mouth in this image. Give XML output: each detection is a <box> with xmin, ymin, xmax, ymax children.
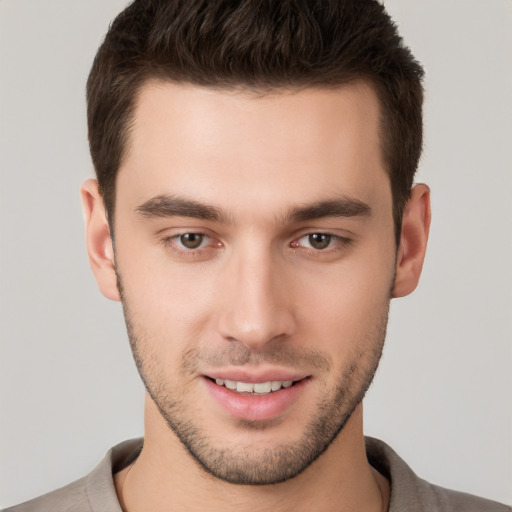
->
<box><xmin>209</xmin><ymin>377</ymin><xmax>301</xmax><ymax>395</ymax></box>
<box><xmin>203</xmin><ymin>374</ymin><xmax>310</xmax><ymax>422</ymax></box>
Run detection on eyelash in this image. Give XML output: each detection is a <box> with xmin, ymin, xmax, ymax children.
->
<box><xmin>162</xmin><ymin>233</ymin><xmax>219</xmax><ymax>258</ymax></box>
<box><xmin>161</xmin><ymin>231</ymin><xmax>353</xmax><ymax>259</ymax></box>
<box><xmin>291</xmin><ymin>233</ymin><xmax>352</xmax><ymax>253</ymax></box>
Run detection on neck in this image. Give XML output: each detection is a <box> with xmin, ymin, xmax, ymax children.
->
<box><xmin>115</xmin><ymin>398</ymin><xmax>389</xmax><ymax>512</ymax></box>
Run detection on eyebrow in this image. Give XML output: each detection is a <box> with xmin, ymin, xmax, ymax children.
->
<box><xmin>285</xmin><ymin>197</ymin><xmax>372</xmax><ymax>223</ymax></box>
<box><xmin>136</xmin><ymin>195</ymin><xmax>227</xmax><ymax>223</ymax></box>
<box><xmin>135</xmin><ymin>194</ymin><xmax>371</xmax><ymax>224</ymax></box>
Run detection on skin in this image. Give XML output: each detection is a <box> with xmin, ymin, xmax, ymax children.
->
<box><xmin>81</xmin><ymin>81</ymin><xmax>430</xmax><ymax>511</ymax></box>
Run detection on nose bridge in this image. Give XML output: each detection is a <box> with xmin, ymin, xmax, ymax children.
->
<box><xmin>217</xmin><ymin>242</ymin><xmax>295</xmax><ymax>349</ymax></box>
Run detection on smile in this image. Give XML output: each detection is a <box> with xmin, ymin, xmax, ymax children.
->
<box><xmin>204</xmin><ymin>375</ymin><xmax>310</xmax><ymax>421</ymax></box>
<box><xmin>214</xmin><ymin>378</ymin><xmax>294</xmax><ymax>395</ymax></box>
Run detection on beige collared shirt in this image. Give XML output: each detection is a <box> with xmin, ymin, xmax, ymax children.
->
<box><xmin>3</xmin><ymin>437</ymin><xmax>510</xmax><ymax>512</ymax></box>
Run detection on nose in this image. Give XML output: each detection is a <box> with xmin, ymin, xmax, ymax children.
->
<box><xmin>217</xmin><ymin>250</ymin><xmax>297</xmax><ymax>351</ymax></box>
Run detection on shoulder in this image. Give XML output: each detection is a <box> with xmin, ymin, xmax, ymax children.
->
<box><xmin>421</xmin><ymin>481</ymin><xmax>511</xmax><ymax>512</ymax></box>
<box><xmin>2</xmin><ymin>477</ymin><xmax>90</xmax><ymax>512</ymax></box>
<box><xmin>365</xmin><ymin>437</ymin><xmax>511</xmax><ymax>512</ymax></box>
<box><xmin>2</xmin><ymin>439</ymin><xmax>142</xmax><ymax>512</ymax></box>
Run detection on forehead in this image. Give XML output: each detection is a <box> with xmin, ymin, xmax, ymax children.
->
<box><xmin>117</xmin><ymin>80</ymin><xmax>390</xmax><ymax>219</ymax></box>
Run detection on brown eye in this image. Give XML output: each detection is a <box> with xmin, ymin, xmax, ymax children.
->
<box><xmin>308</xmin><ymin>233</ymin><xmax>332</xmax><ymax>249</ymax></box>
<box><xmin>179</xmin><ymin>233</ymin><xmax>205</xmax><ymax>249</ymax></box>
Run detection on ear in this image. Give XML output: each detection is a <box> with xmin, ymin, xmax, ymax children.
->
<box><xmin>392</xmin><ymin>184</ymin><xmax>431</xmax><ymax>298</ymax></box>
<box><xmin>80</xmin><ymin>179</ymin><xmax>121</xmax><ymax>301</ymax></box>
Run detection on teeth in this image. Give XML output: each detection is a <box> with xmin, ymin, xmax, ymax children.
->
<box><xmin>224</xmin><ymin>379</ymin><xmax>237</xmax><ymax>390</ymax></box>
<box><xmin>236</xmin><ymin>382</ymin><xmax>254</xmax><ymax>393</ymax></box>
<box><xmin>253</xmin><ymin>382</ymin><xmax>272</xmax><ymax>393</ymax></box>
<box><xmin>214</xmin><ymin>379</ymin><xmax>295</xmax><ymax>394</ymax></box>
<box><xmin>271</xmin><ymin>381</ymin><xmax>282</xmax><ymax>391</ymax></box>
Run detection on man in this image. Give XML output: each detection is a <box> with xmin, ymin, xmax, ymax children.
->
<box><xmin>4</xmin><ymin>1</ymin><xmax>510</xmax><ymax>511</ymax></box>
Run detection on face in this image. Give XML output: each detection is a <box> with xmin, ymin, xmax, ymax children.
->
<box><xmin>111</xmin><ymin>81</ymin><xmax>397</xmax><ymax>484</ymax></box>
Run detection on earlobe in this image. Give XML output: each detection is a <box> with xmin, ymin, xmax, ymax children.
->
<box><xmin>392</xmin><ymin>184</ymin><xmax>431</xmax><ymax>298</ymax></box>
<box><xmin>80</xmin><ymin>179</ymin><xmax>121</xmax><ymax>301</ymax></box>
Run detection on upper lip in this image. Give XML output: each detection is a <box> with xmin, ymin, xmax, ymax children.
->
<box><xmin>203</xmin><ymin>369</ymin><xmax>310</xmax><ymax>383</ymax></box>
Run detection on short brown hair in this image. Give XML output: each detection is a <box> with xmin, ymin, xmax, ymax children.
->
<box><xmin>87</xmin><ymin>0</ymin><xmax>424</xmax><ymax>241</ymax></box>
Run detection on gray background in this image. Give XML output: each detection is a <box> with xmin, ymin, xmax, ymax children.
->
<box><xmin>1</xmin><ymin>0</ymin><xmax>511</xmax><ymax>508</ymax></box>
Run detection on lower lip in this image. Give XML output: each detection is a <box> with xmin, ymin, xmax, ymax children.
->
<box><xmin>203</xmin><ymin>377</ymin><xmax>309</xmax><ymax>422</ymax></box>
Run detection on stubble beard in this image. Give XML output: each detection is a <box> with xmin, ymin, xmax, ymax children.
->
<box><xmin>117</xmin><ymin>274</ymin><xmax>389</xmax><ymax>485</ymax></box>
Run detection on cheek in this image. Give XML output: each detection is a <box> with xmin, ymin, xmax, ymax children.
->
<box><xmin>297</xmin><ymin>252</ymin><xmax>394</xmax><ymax>348</ymax></box>
<box><xmin>118</xmin><ymin>253</ymin><xmax>221</xmax><ymax>347</ymax></box>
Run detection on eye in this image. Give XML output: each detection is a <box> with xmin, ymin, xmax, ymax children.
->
<box><xmin>303</xmin><ymin>233</ymin><xmax>332</xmax><ymax>250</ymax></box>
<box><xmin>177</xmin><ymin>233</ymin><xmax>208</xmax><ymax>249</ymax></box>
<box><xmin>161</xmin><ymin>231</ymin><xmax>223</xmax><ymax>260</ymax></box>
<box><xmin>294</xmin><ymin>233</ymin><xmax>336</xmax><ymax>250</ymax></box>
<box><xmin>290</xmin><ymin>232</ymin><xmax>353</xmax><ymax>257</ymax></box>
